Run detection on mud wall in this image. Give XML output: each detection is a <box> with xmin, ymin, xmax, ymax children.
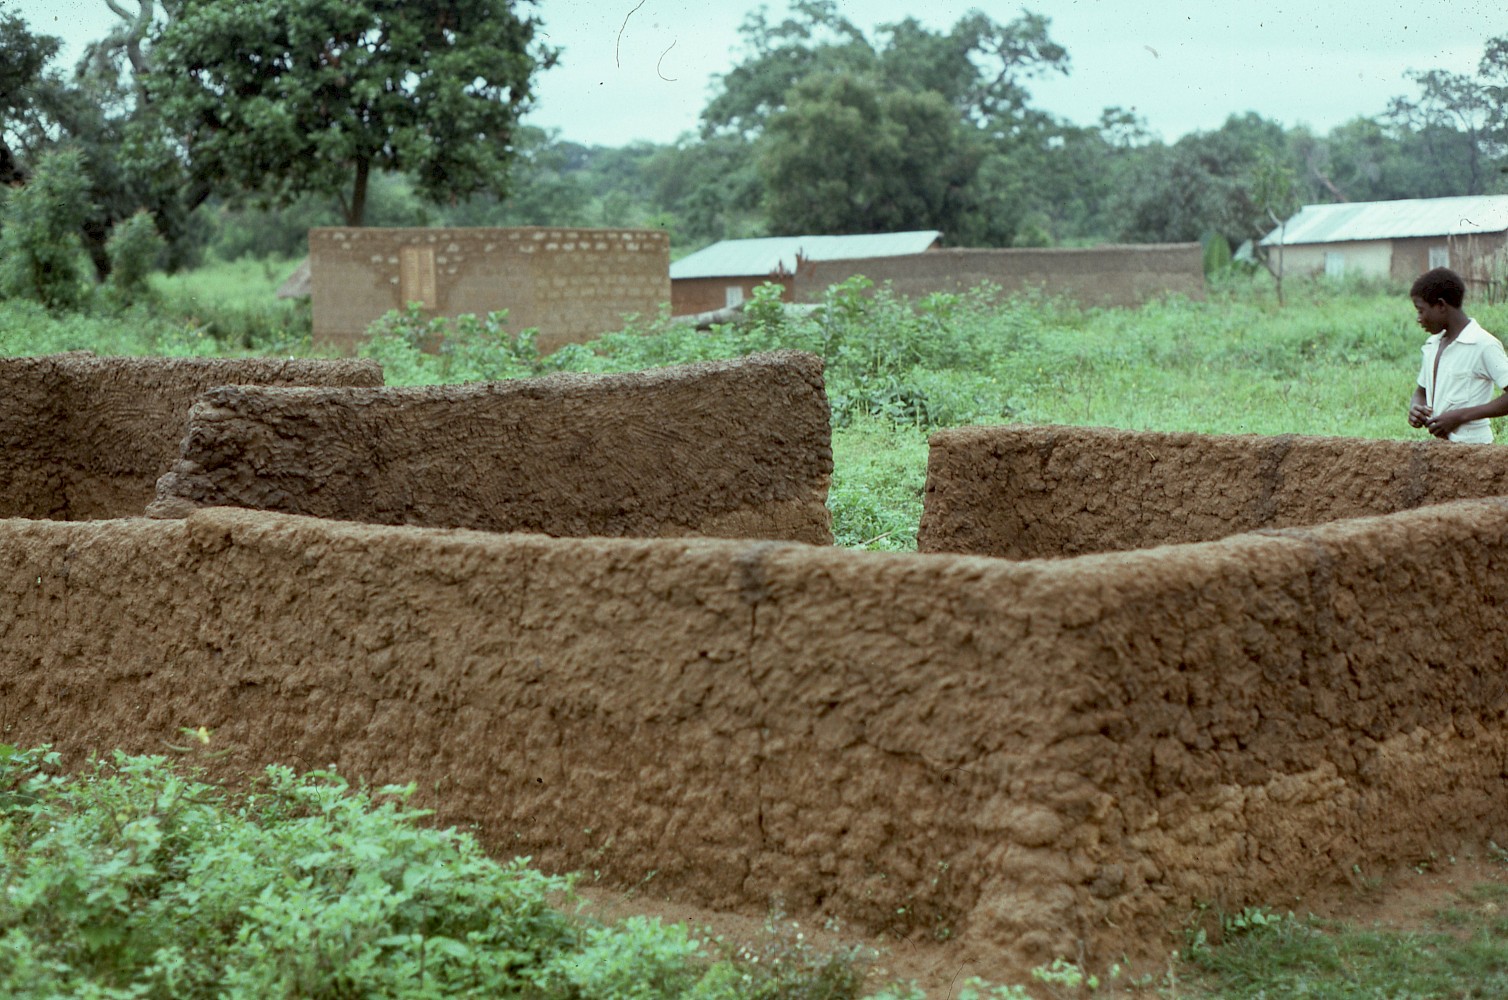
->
<box><xmin>0</xmin><ymin>354</ymin><xmax>382</xmax><ymax>521</ymax></box>
<box><xmin>151</xmin><ymin>351</ymin><xmax>833</xmax><ymax>544</ymax></box>
<box><xmin>918</xmin><ymin>423</ymin><xmax>1508</xmax><ymax>559</ymax></box>
<box><xmin>792</xmin><ymin>244</ymin><xmax>1205</xmax><ymax>309</ymax></box>
<box><xmin>309</xmin><ymin>226</ymin><xmax>671</xmax><ymax>354</ymax></box>
<box><xmin>5</xmin><ymin>502</ymin><xmax>1508</xmax><ymax>977</ymax></box>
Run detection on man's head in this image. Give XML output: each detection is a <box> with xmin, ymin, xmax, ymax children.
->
<box><xmin>1411</xmin><ymin>267</ymin><xmax>1467</xmax><ymax>336</ymax></box>
<box><xmin>1410</xmin><ymin>267</ymin><xmax>1466</xmax><ymax>308</ymax></box>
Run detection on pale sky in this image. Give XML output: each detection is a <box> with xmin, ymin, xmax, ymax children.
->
<box><xmin>9</xmin><ymin>0</ymin><xmax>1507</xmax><ymax>146</ymax></box>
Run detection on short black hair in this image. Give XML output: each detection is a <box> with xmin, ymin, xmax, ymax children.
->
<box><xmin>1411</xmin><ymin>267</ymin><xmax>1466</xmax><ymax>308</ymax></box>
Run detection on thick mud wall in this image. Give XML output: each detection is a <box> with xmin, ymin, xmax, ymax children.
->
<box><xmin>6</xmin><ymin>503</ymin><xmax>1508</xmax><ymax>977</ymax></box>
<box><xmin>919</xmin><ymin>423</ymin><xmax>1508</xmax><ymax>559</ymax></box>
<box><xmin>0</xmin><ymin>354</ymin><xmax>382</xmax><ymax>520</ymax></box>
<box><xmin>151</xmin><ymin>351</ymin><xmax>833</xmax><ymax>544</ymax></box>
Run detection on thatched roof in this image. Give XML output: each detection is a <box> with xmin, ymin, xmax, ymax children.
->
<box><xmin>276</xmin><ymin>257</ymin><xmax>311</xmax><ymax>299</ymax></box>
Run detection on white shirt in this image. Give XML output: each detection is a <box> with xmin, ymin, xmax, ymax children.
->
<box><xmin>1417</xmin><ymin>319</ymin><xmax>1508</xmax><ymax>443</ymax></box>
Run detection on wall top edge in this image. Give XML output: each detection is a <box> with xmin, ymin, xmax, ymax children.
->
<box><xmin>309</xmin><ymin>226</ymin><xmax>670</xmax><ymax>243</ymax></box>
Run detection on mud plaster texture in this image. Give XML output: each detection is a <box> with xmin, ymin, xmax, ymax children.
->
<box><xmin>7</xmin><ymin>500</ymin><xmax>1508</xmax><ymax>981</ymax></box>
<box><xmin>919</xmin><ymin>423</ymin><xmax>1508</xmax><ymax>559</ymax></box>
<box><xmin>150</xmin><ymin>351</ymin><xmax>833</xmax><ymax>544</ymax></box>
<box><xmin>0</xmin><ymin>354</ymin><xmax>382</xmax><ymax>521</ymax></box>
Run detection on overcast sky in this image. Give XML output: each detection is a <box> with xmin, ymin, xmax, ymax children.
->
<box><xmin>11</xmin><ymin>0</ymin><xmax>1507</xmax><ymax>146</ymax></box>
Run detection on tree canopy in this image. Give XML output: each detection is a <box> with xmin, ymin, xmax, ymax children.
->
<box><xmin>148</xmin><ymin>0</ymin><xmax>554</xmax><ymax>226</ymax></box>
<box><xmin>699</xmin><ymin>2</ymin><xmax>1070</xmax><ymax>239</ymax></box>
<box><xmin>2</xmin><ymin>0</ymin><xmax>1506</xmax><ymax>283</ymax></box>
<box><xmin>0</xmin><ymin>8</ymin><xmax>64</xmax><ymax>185</ymax></box>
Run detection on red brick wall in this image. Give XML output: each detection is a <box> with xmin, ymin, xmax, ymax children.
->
<box><xmin>793</xmin><ymin>244</ymin><xmax>1205</xmax><ymax>307</ymax></box>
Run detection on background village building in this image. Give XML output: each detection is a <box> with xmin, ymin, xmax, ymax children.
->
<box><xmin>791</xmin><ymin>243</ymin><xmax>1206</xmax><ymax>308</ymax></box>
<box><xmin>669</xmin><ymin>231</ymin><xmax>942</xmax><ymax>316</ymax></box>
<box><xmin>1260</xmin><ymin>194</ymin><xmax>1508</xmax><ymax>299</ymax></box>
<box><xmin>305</xmin><ymin>226</ymin><xmax>670</xmax><ymax>353</ymax></box>
<box><xmin>671</xmin><ymin>231</ymin><xmax>1208</xmax><ymax>317</ymax></box>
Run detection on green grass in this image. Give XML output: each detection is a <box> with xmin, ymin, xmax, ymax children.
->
<box><xmin>1176</xmin><ymin>896</ymin><xmax>1508</xmax><ymax>999</ymax></box>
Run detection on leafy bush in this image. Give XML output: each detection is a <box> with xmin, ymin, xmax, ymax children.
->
<box><xmin>374</xmin><ymin>275</ymin><xmax>1046</xmax><ymax>430</ymax></box>
<box><xmin>0</xmin><ymin>745</ymin><xmax>583</xmax><ymax>997</ymax></box>
<box><xmin>359</xmin><ymin>304</ymin><xmax>546</xmax><ymax>385</ymax></box>
<box><xmin>106</xmin><ymin>210</ymin><xmax>167</xmax><ymax>308</ymax></box>
<box><xmin>0</xmin><ymin>745</ymin><xmax>919</xmax><ymax>999</ymax></box>
<box><xmin>1202</xmin><ymin>232</ymin><xmax>1233</xmax><ymax>277</ymax></box>
<box><xmin>0</xmin><ymin>148</ymin><xmax>94</xmax><ymax>311</ymax></box>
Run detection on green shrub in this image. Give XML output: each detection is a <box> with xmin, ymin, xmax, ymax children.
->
<box><xmin>1202</xmin><ymin>232</ymin><xmax>1233</xmax><ymax>277</ymax></box>
<box><xmin>359</xmin><ymin>304</ymin><xmax>545</xmax><ymax>385</ymax></box>
<box><xmin>0</xmin><ymin>745</ymin><xmax>914</xmax><ymax>999</ymax></box>
<box><xmin>0</xmin><ymin>745</ymin><xmax>583</xmax><ymax>997</ymax></box>
<box><xmin>105</xmin><ymin>210</ymin><xmax>167</xmax><ymax>308</ymax></box>
<box><xmin>0</xmin><ymin>148</ymin><xmax>94</xmax><ymax>311</ymax></box>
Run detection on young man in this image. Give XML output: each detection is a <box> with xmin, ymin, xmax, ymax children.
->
<box><xmin>1407</xmin><ymin>266</ymin><xmax>1508</xmax><ymax>443</ymax></box>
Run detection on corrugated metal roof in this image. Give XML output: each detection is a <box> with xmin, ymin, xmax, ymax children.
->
<box><xmin>1260</xmin><ymin>195</ymin><xmax>1508</xmax><ymax>246</ymax></box>
<box><xmin>670</xmin><ymin>231</ymin><xmax>942</xmax><ymax>279</ymax></box>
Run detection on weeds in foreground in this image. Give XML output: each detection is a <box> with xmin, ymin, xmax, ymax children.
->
<box><xmin>0</xmin><ymin>744</ymin><xmax>950</xmax><ymax>998</ymax></box>
<box><xmin>1178</xmin><ymin>893</ymin><xmax>1508</xmax><ymax>998</ymax></box>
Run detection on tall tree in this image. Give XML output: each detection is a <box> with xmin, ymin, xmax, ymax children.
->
<box><xmin>1384</xmin><ymin>33</ymin><xmax>1508</xmax><ymax>196</ymax></box>
<box><xmin>1112</xmin><ymin>113</ymin><xmax>1294</xmax><ymax>250</ymax></box>
<box><xmin>148</xmin><ymin>0</ymin><xmax>555</xmax><ymax>226</ymax></box>
<box><xmin>704</xmin><ymin>1</ymin><xmax>1066</xmax><ymax>240</ymax></box>
<box><xmin>0</xmin><ymin>8</ymin><xmax>65</xmax><ymax>185</ymax></box>
<box><xmin>759</xmin><ymin>73</ymin><xmax>981</xmax><ymax>235</ymax></box>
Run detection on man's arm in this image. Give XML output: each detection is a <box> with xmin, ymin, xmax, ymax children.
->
<box><xmin>1424</xmin><ymin>389</ymin><xmax>1508</xmax><ymax>438</ymax></box>
<box><xmin>1408</xmin><ymin>383</ymin><xmax>1432</xmax><ymax>428</ymax></box>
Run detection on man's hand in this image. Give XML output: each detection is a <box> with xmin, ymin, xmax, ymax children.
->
<box><xmin>1408</xmin><ymin>402</ymin><xmax>1433</xmax><ymax>428</ymax></box>
<box><xmin>1426</xmin><ymin>409</ymin><xmax>1467</xmax><ymax>438</ymax></box>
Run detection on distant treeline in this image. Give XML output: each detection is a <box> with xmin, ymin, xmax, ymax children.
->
<box><xmin>1</xmin><ymin>0</ymin><xmax>1504</xmax><ymax>278</ymax></box>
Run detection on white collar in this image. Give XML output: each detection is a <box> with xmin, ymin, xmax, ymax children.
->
<box><xmin>1427</xmin><ymin>319</ymin><xmax>1484</xmax><ymax>346</ymax></box>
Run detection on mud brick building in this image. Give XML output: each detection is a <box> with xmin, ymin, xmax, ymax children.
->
<box><xmin>308</xmin><ymin>226</ymin><xmax>671</xmax><ymax>354</ymax></box>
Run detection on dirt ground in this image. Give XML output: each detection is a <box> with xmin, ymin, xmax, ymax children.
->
<box><xmin>580</xmin><ymin>845</ymin><xmax>1508</xmax><ymax>996</ymax></box>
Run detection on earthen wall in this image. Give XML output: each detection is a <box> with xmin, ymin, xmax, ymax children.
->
<box><xmin>791</xmin><ymin>244</ymin><xmax>1206</xmax><ymax>308</ymax></box>
<box><xmin>6</xmin><ymin>502</ymin><xmax>1508</xmax><ymax>979</ymax></box>
<box><xmin>151</xmin><ymin>351</ymin><xmax>833</xmax><ymax>544</ymax></box>
<box><xmin>0</xmin><ymin>354</ymin><xmax>382</xmax><ymax>520</ymax></box>
<box><xmin>309</xmin><ymin>227</ymin><xmax>671</xmax><ymax>354</ymax></box>
<box><xmin>918</xmin><ymin>424</ymin><xmax>1508</xmax><ymax>559</ymax></box>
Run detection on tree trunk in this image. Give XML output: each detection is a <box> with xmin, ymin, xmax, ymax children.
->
<box><xmin>347</xmin><ymin>159</ymin><xmax>370</xmax><ymax>226</ymax></box>
<box><xmin>82</xmin><ymin>219</ymin><xmax>112</xmax><ymax>283</ymax></box>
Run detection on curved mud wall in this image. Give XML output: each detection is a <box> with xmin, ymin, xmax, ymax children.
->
<box><xmin>6</xmin><ymin>503</ymin><xmax>1508</xmax><ymax>977</ymax></box>
<box><xmin>151</xmin><ymin>351</ymin><xmax>833</xmax><ymax>544</ymax></box>
<box><xmin>919</xmin><ymin>423</ymin><xmax>1508</xmax><ymax>558</ymax></box>
<box><xmin>0</xmin><ymin>354</ymin><xmax>382</xmax><ymax>521</ymax></box>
